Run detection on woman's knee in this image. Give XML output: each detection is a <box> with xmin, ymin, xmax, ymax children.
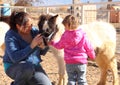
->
<box><xmin>20</xmin><ymin>63</ymin><xmax>35</xmax><ymax>79</ymax></box>
<box><xmin>33</xmin><ymin>72</ymin><xmax>52</xmax><ymax>85</ymax></box>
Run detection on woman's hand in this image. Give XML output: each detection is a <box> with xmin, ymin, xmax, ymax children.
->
<box><xmin>30</xmin><ymin>34</ymin><xmax>44</xmax><ymax>49</ymax></box>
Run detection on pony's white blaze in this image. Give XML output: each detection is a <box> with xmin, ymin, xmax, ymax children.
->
<box><xmin>43</xmin><ymin>21</ymin><xmax>49</xmax><ymax>30</ymax></box>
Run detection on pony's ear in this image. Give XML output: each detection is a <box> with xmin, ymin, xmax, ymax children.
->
<box><xmin>50</xmin><ymin>14</ymin><xmax>58</xmax><ymax>22</ymax></box>
<box><xmin>54</xmin><ymin>14</ymin><xmax>58</xmax><ymax>18</ymax></box>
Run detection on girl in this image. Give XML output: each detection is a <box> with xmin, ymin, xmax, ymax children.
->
<box><xmin>50</xmin><ymin>15</ymin><xmax>96</xmax><ymax>85</ymax></box>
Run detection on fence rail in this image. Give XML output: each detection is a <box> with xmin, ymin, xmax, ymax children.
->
<box><xmin>0</xmin><ymin>1</ymin><xmax>120</xmax><ymax>8</ymax></box>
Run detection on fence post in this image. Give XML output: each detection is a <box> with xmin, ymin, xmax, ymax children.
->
<box><xmin>81</xmin><ymin>5</ymin><xmax>84</xmax><ymax>24</ymax></box>
<box><xmin>107</xmin><ymin>10</ymin><xmax>110</xmax><ymax>22</ymax></box>
<box><xmin>24</xmin><ymin>7</ymin><xmax>27</xmax><ymax>12</ymax></box>
<box><xmin>46</xmin><ymin>7</ymin><xmax>49</xmax><ymax>14</ymax></box>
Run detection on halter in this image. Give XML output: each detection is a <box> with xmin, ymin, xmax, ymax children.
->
<box><xmin>40</xmin><ymin>25</ymin><xmax>58</xmax><ymax>46</ymax></box>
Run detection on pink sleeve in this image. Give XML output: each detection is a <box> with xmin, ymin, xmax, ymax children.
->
<box><xmin>50</xmin><ymin>31</ymin><xmax>83</xmax><ymax>49</ymax></box>
<box><xmin>50</xmin><ymin>34</ymin><xmax>67</xmax><ymax>49</ymax></box>
<box><xmin>84</xmin><ymin>35</ymin><xmax>96</xmax><ymax>60</ymax></box>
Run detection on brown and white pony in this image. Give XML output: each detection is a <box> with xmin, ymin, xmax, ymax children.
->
<box><xmin>38</xmin><ymin>14</ymin><xmax>119</xmax><ymax>85</ymax></box>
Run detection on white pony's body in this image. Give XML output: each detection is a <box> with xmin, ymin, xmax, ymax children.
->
<box><xmin>80</xmin><ymin>22</ymin><xmax>118</xmax><ymax>85</ymax></box>
<box><xmin>80</xmin><ymin>21</ymin><xmax>116</xmax><ymax>49</ymax></box>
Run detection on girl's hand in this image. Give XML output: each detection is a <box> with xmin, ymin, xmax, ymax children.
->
<box><xmin>47</xmin><ymin>41</ymin><xmax>52</xmax><ymax>45</ymax></box>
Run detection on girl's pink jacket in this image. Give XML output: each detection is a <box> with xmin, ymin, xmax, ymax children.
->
<box><xmin>50</xmin><ymin>27</ymin><xmax>96</xmax><ymax>64</ymax></box>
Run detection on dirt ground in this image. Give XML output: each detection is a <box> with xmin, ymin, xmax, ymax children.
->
<box><xmin>0</xmin><ymin>32</ymin><xmax>120</xmax><ymax>85</ymax></box>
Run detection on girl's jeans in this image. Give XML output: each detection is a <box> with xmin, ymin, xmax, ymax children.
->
<box><xmin>66</xmin><ymin>64</ymin><xmax>88</xmax><ymax>85</ymax></box>
<box><xmin>5</xmin><ymin>62</ymin><xmax>52</xmax><ymax>85</ymax></box>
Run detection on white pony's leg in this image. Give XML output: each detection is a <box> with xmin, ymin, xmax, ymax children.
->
<box><xmin>95</xmin><ymin>52</ymin><xmax>109</xmax><ymax>85</ymax></box>
<box><xmin>109</xmin><ymin>55</ymin><xmax>119</xmax><ymax>85</ymax></box>
<box><xmin>106</xmin><ymin>42</ymin><xmax>119</xmax><ymax>85</ymax></box>
<box><xmin>95</xmin><ymin>42</ymin><xmax>119</xmax><ymax>85</ymax></box>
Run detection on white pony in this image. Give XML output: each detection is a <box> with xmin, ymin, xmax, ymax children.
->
<box><xmin>0</xmin><ymin>22</ymin><xmax>10</xmax><ymax>56</ymax></box>
<box><xmin>81</xmin><ymin>22</ymin><xmax>118</xmax><ymax>85</ymax></box>
<box><xmin>38</xmin><ymin>14</ymin><xmax>119</xmax><ymax>85</ymax></box>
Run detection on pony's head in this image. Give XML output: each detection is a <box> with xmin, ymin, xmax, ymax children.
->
<box><xmin>38</xmin><ymin>14</ymin><xmax>65</xmax><ymax>42</ymax></box>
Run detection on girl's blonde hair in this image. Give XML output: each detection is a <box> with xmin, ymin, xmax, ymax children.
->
<box><xmin>62</xmin><ymin>15</ymin><xmax>79</xmax><ymax>30</ymax></box>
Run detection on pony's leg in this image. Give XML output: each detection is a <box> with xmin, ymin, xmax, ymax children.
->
<box><xmin>95</xmin><ymin>54</ymin><xmax>109</xmax><ymax>85</ymax></box>
<box><xmin>97</xmin><ymin>67</ymin><xmax>108</xmax><ymax>85</ymax></box>
<box><xmin>95</xmin><ymin>43</ymin><xmax>117</xmax><ymax>85</ymax></box>
<box><xmin>58</xmin><ymin>74</ymin><xmax>64</xmax><ymax>85</ymax></box>
<box><xmin>97</xmin><ymin>56</ymin><xmax>119</xmax><ymax>85</ymax></box>
<box><xmin>52</xmin><ymin>49</ymin><xmax>67</xmax><ymax>85</ymax></box>
<box><xmin>56</xmin><ymin>56</ymin><xmax>68</xmax><ymax>85</ymax></box>
<box><xmin>58</xmin><ymin>73</ymin><xmax>67</xmax><ymax>85</ymax></box>
<box><xmin>101</xmin><ymin>43</ymin><xmax>119</xmax><ymax>85</ymax></box>
<box><xmin>109</xmin><ymin>56</ymin><xmax>119</xmax><ymax>85</ymax></box>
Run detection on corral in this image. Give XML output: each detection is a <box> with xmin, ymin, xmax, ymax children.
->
<box><xmin>0</xmin><ymin>1</ymin><xmax>120</xmax><ymax>85</ymax></box>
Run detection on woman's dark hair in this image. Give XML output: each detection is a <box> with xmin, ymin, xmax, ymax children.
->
<box><xmin>9</xmin><ymin>11</ymin><xmax>31</xmax><ymax>30</ymax></box>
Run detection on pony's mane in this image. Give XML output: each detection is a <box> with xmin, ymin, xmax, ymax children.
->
<box><xmin>0</xmin><ymin>16</ymin><xmax>10</xmax><ymax>24</ymax></box>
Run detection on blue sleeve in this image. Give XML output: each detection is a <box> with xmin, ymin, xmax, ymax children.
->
<box><xmin>32</xmin><ymin>27</ymin><xmax>39</xmax><ymax>37</ymax></box>
<box><xmin>5</xmin><ymin>33</ymin><xmax>33</xmax><ymax>63</ymax></box>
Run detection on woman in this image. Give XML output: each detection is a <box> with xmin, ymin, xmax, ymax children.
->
<box><xmin>3</xmin><ymin>11</ymin><xmax>52</xmax><ymax>85</ymax></box>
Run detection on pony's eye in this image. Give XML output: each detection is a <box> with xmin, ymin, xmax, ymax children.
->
<box><xmin>46</xmin><ymin>29</ymin><xmax>49</xmax><ymax>32</ymax></box>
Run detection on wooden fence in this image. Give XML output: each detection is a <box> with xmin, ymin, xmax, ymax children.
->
<box><xmin>0</xmin><ymin>1</ymin><xmax>120</xmax><ymax>25</ymax></box>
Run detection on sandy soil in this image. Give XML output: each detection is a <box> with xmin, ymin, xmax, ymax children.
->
<box><xmin>0</xmin><ymin>51</ymin><xmax>120</xmax><ymax>85</ymax></box>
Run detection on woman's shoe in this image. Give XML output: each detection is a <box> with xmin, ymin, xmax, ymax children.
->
<box><xmin>11</xmin><ymin>81</ymin><xmax>14</xmax><ymax>85</ymax></box>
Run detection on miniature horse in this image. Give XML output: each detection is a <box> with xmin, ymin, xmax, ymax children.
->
<box><xmin>0</xmin><ymin>16</ymin><xmax>10</xmax><ymax>56</ymax></box>
<box><xmin>0</xmin><ymin>22</ymin><xmax>10</xmax><ymax>56</ymax></box>
<box><xmin>38</xmin><ymin>14</ymin><xmax>119</xmax><ymax>85</ymax></box>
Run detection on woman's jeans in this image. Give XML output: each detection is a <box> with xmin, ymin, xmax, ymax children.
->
<box><xmin>5</xmin><ymin>62</ymin><xmax>52</xmax><ymax>85</ymax></box>
<box><xmin>66</xmin><ymin>64</ymin><xmax>88</xmax><ymax>85</ymax></box>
